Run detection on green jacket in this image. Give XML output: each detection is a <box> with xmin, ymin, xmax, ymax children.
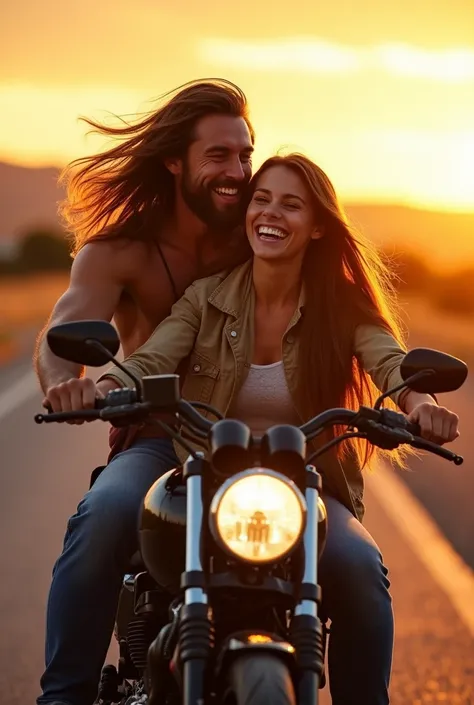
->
<box><xmin>103</xmin><ymin>260</ymin><xmax>408</xmax><ymax>521</ymax></box>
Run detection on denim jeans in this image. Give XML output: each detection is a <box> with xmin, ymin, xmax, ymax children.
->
<box><xmin>38</xmin><ymin>438</ymin><xmax>179</xmax><ymax>705</ymax></box>
<box><xmin>319</xmin><ymin>495</ymin><xmax>394</xmax><ymax>705</ymax></box>
<box><xmin>38</xmin><ymin>440</ymin><xmax>393</xmax><ymax>705</ymax></box>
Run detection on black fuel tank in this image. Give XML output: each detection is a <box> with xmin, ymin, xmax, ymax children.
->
<box><xmin>139</xmin><ymin>468</ymin><xmax>187</xmax><ymax>594</ymax></box>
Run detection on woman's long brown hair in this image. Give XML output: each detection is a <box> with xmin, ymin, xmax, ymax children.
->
<box><xmin>59</xmin><ymin>79</ymin><xmax>255</xmax><ymax>256</ymax></box>
<box><xmin>249</xmin><ymin>154</ymin><xmax>409</xmax><ymax>469</ymax></box>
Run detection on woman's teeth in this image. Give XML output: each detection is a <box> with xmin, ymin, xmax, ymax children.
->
<box><xmin>257</xmin><ymin>225</ymin><xmax>288</xmax><ymax>240</ymax></box>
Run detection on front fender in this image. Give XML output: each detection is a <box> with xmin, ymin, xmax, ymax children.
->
<box><xmin>215</xmin><ymin>630</ymin><xmax>296</xmax><ymax>678</ymax></box>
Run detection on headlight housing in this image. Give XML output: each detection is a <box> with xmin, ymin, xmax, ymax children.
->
<box><xmin>209</xmin><ymin>468</ymin><xmax>306</xmax><ymax>564</ymax></box>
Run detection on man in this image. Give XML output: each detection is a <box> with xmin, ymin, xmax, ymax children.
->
<box><xmin>35</xmin><ymin>78</ymin><xmax>255</xmax><ymax>705</ymax></box>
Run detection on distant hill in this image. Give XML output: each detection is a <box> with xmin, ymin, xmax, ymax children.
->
<box><xmin>345</xmin><ymin>204</ymin><xmax>474</xmax><ymax>272</ymax></box>
<box><xmin>0</xmin><ymin>160</ymin><xmax>473</xmax><ymax>272</ymax></box>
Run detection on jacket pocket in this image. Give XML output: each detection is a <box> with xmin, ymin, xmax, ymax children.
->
<box><xmin>181</xmin><ymin>351</ymin><xmax>220</xmax><ymax>405</ymax></box>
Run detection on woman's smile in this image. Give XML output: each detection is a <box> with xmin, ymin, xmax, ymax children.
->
<box><xmin>255</xmin><ymin>224</ymin><xmax>291</xmax><ymax>242</ymax></box>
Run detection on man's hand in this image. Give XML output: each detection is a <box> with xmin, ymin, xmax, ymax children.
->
<box><xmin>42</xmin><ymin>378</ymin><xmax>120</xmax><ymax>425</ymax></box>
<box><xmin>406</xmin><ymin>398</ymin><xmax>460</xmax><ymax>445</ymax></box>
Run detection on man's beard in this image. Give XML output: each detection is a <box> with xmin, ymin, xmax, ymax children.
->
<box><xmin>180</xmin><ymin>167</ymin><xmax>248</xmax><ymax>231</ymax></box>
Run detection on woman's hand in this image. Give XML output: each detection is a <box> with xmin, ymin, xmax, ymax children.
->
<box><xmin>42</xmin><ymin>377</ymin><xmax>121</xmax><ymax>425</ymax></box>
<box><xmin>403</xmin><ymin>392</ymin><xmax>460</xmax><ymax>445</ymax></box>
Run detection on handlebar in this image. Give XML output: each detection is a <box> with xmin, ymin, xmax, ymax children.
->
<box><xmin>35</xmin><ymin>383</ymin><xmax>463</xmax><ymax>465</ymax></box>
<box><xmin>405</xmin><ymin>420</ymin><xmax>422</xmax><ymax>436</ymax></box>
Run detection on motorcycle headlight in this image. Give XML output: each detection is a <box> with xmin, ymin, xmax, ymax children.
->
<box><xmin>209</xmin><ymin>468</ymin><xmax>306</xmax><ymax>564</ymax></box>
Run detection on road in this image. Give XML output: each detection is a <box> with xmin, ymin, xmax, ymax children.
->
<box><xmin>0</xmin><ymin>350</ymin><xmax>473</xmax><ymax>704</ymax></box>
<box><xmin>399</xmin><ymin>330</ymin><xmax>474</xmax><ymax>570</ymax></box>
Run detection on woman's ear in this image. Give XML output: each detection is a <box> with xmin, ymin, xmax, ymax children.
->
<box><xmin>164</xmin><ymin>157</ymin><xmax>182</xmax><ymax>176</ymax></box>
<box><xmin>311</xmin><ymin>225</ymin><xmax>325</xmax><ymax>240</ymax></box>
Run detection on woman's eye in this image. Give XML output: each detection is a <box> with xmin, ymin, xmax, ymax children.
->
<box><xmin>285</xmin><ymin>202</ymin><xmax>300</xmax><ymax>210</ymax></box>
<box><xmin>254</xmin><ymin>196</ymin><xmax>268</xmax><ymax>204</ymax></box>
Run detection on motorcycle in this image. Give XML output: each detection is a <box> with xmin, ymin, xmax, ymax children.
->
<box><xmin>35</xmin><ymin>320</ymin><xmax>468</xmax><ymax>705</ymax></box>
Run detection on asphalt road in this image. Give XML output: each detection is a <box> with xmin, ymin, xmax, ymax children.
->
<box><xmin>0</xmin><ymin>351</ymin><xmax>472</xmax><ymax>704</ymax></box>
<box><xmin>399</xmin><ymin>331</ymin><xmax>474</xmax><ymax>570</ymax></box>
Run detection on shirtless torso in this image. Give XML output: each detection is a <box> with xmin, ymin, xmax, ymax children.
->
<box><xmin>35</xmin><ymin>233</ymin><xmax>247</xmax><ymax>392</ymax></box>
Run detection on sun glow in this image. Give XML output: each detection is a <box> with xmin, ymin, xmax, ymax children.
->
<box><xmin>1</xmin><ymin>11</ymin><xmax>474</xmax><ymax>216</ymax></box>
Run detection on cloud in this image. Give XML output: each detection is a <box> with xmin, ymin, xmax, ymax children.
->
<box><xmin>199</xmin><ymin>37</ymin><xmax>474</xmax><ymax>82</ymax></box>
<box><xmin>200</xmin><ymin>38</ymin><xmax>360</xmax><ymax>74</ymax></box>
<box><xmin>374</xmin><ymin>44</ymin><xmax>474</xmax><ymax>81</ymax></box>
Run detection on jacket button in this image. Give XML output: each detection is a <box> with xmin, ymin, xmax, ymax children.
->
<box><xmin>193</xmin><ymin>364</ymin><xmax>201</xmax><ymax>372</ymax></box>
<box><xmin>230</xmin><ymin>330</ymin><xmax>237</xmax><ymax>338</ymax></box>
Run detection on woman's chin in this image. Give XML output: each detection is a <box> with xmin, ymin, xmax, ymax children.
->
<box><xmin>250</xmin><ymin>239</ymin><xmax>289</xmax><ymax>260</ymax></box>
<box><xmin>253</xmin><ymin>249</ymin><xmax>285</xmax><ymax>262</ymax></box>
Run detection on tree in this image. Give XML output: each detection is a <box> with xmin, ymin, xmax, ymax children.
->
<box><xmin>17</xmin><ymin>229</ymin><xmax>71</xmax><ymax>272</ymax></box>
<box><xmin>432</xmin><ymin>271</ymin><xmax>474</xmax><ymax>316</ymax></box>
<box><xmin>383</xmin><ymin>248</ymin><xmax>433</xmax><ymax>293</ymax></box>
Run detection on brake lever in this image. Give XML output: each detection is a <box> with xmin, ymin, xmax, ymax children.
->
<box><xmin>409</xmin><ymin>437</ymin><xmax>464</xmax><ymax>465</ymax></box>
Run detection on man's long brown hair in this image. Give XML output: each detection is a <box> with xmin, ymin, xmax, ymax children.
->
<box><xmin>249</xmin><ymin>154</ymin><xmax>409</xmax><ymax>469</ymax></box>
<box><xmin>59</xmin><ymin>79</ymin><xmax>255</xmax><ymax>256</ymax></box>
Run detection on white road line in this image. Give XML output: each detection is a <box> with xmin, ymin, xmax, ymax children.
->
<box><xmin>0</xmin><ymin>368</ymin><xmax>39</xmax><ymax>422</ymax></box>
<box><xmin>367</xmin><ymin>462</ymin><xmax>474</xmax><ymax>637</ymax></box>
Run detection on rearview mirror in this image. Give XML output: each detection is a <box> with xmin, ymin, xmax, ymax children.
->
<box><xmin>400</xmin><ymin>348</ymin><xmax>468</xmax><ymax>394</ymax></box>
<box><xmin>47</xmin><ymin>320</ymin><xmax>120</xmax><ymax>367</ymax></box>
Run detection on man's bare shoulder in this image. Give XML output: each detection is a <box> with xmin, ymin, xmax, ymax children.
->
<box><xmin>73</xmin><ymin>238</ymin><xmax>156</xmax><ymax>289</ymax></box>
<box><xmin>76</xmin><ymin>237</ymin><xmax>146</xmax><ymax>270</ymax></box>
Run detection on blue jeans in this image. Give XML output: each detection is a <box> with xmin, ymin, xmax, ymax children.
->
<box><xmin>319</xmin><ymin>495</ymin><xmax>394</xmax><ymax>705</ymax></box>
<box><xmin>38</xmin><ymin>438</ymin><xmax>179</xmax><ymax>705</ymax></box>
<box><xmin>38</xmin><ymin>439</ymin><xmax>393</xmax><ymax>705</ymax></box>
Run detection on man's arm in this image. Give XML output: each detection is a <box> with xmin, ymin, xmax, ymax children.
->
<box><xmin>98</xmin><ymin>282</ymin><xmax>202</xmax><ymax>388</ymax></box>
<box><xmin>34</xmin><ymin>240</ymin><xmax>128</xmax><ymax>394</ymax></box>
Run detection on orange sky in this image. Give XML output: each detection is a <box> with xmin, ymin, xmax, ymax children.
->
<box><xmin>1</xmin><ymin>0</ymin><xmax>474</xmax><ymax>212</ymax></box>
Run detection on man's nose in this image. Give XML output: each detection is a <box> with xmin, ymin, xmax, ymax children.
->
<box><xmin>225</xmin><ymin>158</ymin><xmax>246</xmax><ymax>181</ymax></box>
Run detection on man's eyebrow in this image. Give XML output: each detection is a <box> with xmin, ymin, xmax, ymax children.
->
<box><xmin>254</xmin><ymin>187</ymin><xmax>305</xmax><ymax>202</ymax></box>
<box><xmin>204</xmin><ymin>145</ymin><xmax>255</xmax><ymax>154</ymax></box>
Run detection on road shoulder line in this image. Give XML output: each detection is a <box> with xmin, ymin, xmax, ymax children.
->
<box><xmin>367</xmin><ymin>461</ymin><xmax>474</xmax><ymax>637</ymax></box>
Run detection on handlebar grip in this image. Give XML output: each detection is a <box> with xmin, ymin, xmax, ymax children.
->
<box><xmin>35</xmin><ymin>409</ymin><xmax>102</xmax><ymax>424</ymax></box>
<box><xmin>43</xmin><ymin>396</ymin><xmax>112</xmax><ymax>415</ymax></box>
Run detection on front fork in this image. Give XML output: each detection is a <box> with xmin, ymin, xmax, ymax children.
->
<box><xmin>290</xmin><ymin>465</ymin><xmax>325</xmax><ymax>705</ymax></box>
<box><xmin>151</xmin><ymin>457</ymin><xmax>325</xmax><ymax>705</ymax></box>
<box><xmin>178</xmin><ymin>454</ymin><xmax>213</xmax><ymax>705</ymax></box>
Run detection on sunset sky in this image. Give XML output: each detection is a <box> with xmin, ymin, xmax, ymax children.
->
<box><xmin>1</xmin><ymin>0</ymin><xmax>474</xmax><ymax>213</ymax></box>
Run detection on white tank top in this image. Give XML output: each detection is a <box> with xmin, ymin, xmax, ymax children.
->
<box><xmin>227</xmin><ymin>361</ymin><xmax>300</xmax><ymax>435</ymax></box>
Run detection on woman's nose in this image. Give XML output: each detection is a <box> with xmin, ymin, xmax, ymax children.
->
<box><xmin>262</xmin><ymin>203</ymin><xmax>281</xmax><ymax>219</ymax></box>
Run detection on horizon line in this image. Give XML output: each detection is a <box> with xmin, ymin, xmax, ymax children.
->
<box><xmin>1</xmin><ymin>156</ymin><xmax>474</xmax><ymax>217</ymax></box>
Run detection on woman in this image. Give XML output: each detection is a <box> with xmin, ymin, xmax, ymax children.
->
<box><xmin>46</xmin><ymin>154</ymin><xmax>459</xmax><ymax>705</ymax></box>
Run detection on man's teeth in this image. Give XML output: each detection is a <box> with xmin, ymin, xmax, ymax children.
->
<box><xmin>257</xmin><ymin>226</ymin><xmax>287</xmax><ymax>239</ymax></box>
<box><xmin>215</xmin><ymin>187</ymin><xmax>239</xmax><ymax>195</ymax></box>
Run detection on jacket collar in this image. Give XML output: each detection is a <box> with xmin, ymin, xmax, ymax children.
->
<box><xmin>208</xmin><ymin>259</ymin><xmax>306</xmax><ymax>320</ymax></box>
